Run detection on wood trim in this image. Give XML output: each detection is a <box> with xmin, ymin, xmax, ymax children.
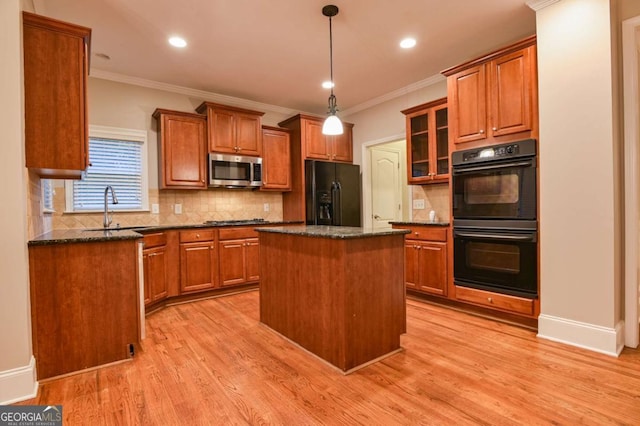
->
<box><xmin>400</xmin><ymin>97</ymin><xmax>447</xmax><ymax>116</ymax></box>
<box><xmin>442</xmin><ymin>35</ymin><xmax>537</xmax><ymax>76</ymax></box>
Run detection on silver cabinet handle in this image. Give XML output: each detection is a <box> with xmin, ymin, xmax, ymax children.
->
<box><xmin>479</xmin><ymin>129</ymin><xmax>485</xmax><ymax>134</ymax></box>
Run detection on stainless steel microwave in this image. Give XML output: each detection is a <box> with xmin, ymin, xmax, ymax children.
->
<box><xmin>208</xmin><ymin>153</ymin><xmax>262</xmax><ymax>188</ymax></box>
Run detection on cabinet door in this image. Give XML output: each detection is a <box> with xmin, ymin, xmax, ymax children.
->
<box><xmin>245</xmin><ymin>238</ymin><xmax>260</xmax><ymax>282</ymax></box>
<box><xmin>448</xmin><ymin>64</ymin><xmax>487</xmax><ymax>144</ymax></box>
<box><xmin>209</xmin><ymin>109</ymin><xmax>236</xmax><ymax>153</ymax></box>
<box><xmin>236</xmin><ymin>113</ymin><xmax>262</xmax><ymax>156</ymax></box>
<box><xmin>262</xmin><ymin>127</ymin><xmax>291</xmax><ymax>190</ymax></box>
<box><xmin>142</xmin><ymin>251</ymin><xmax>152</xmax><ymax>306</ymax></box>
<box><xmin>159</xmin><ymin>112</ymin><xmax>207</xmax><ymax>189</ymax></box>
<box><xmin>404</xmin><ymin>240</ymin><xmax>418</xmax><ymax>290</ymax></box>
<box><xmin>180</xmin><ymin>242</ymin><xmax>217</xmax><ymax>293</ymax></box>
<box><xmin>330</xmin><ymin>126</ymin><xmax>353</xmax><ymax>163</ymax></box>
<box><xmin>219</xmin><ymin>239</ymin><xmax>247</xmax><ymax>286</ymax></box>
<box><xmin>144</xmin><ymin>247</ymin><xmax>168</xmax><ymax>305</ymax></box>
<box><xmin>304</xmin><ymin>120</ymin><xmax>329</xmax><ymax>160</ymax></box>
<box><xmin>405</xmin><ymin>110</ymin><xmax>431</xmax><ymax>183</ymax></box>
<box><xmin>431</xmin><ymin>104</ymin><xmax>449</xmax><ymax>182</ymax></box>
<box><xmin>416</xmin><ymin>241</ymin><xmax>447</xmax><ymax>296</ymax></box>
<box><xmin>23</xmin><ymin>12</ymin><xmax>90</xmax><ymax>178</ymax></box>
<box><xmin>489</xmin><ymin>46</ymin><xmax>533</xmax><ymax>137</ymax></box>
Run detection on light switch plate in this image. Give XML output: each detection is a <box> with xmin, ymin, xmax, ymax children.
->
<box><xmin>264</xmin><ymin>203</ymin><xmax>270</xmax><ymax>212</ymax></box>
<box><xmin>151</xmin><ymin>203</ymin><xmax>159</xmax><ymax>214</ymax></box>
<box><xmin>413</xmin><ymin>199</ymin><xmax>425</xmax><ymax>209</ymax></box>
<box><xmin>174</xmin><ymin>203</ymin><xmax>182</xmax><ymax>214</ymax></box>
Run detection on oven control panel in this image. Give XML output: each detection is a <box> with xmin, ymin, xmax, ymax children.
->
<box><xmin>452</xmin><ymin>139</ymin><xmax>536</xmax><ymax>166</ymax></box>
<box><xmin>462</xmin><ymin>144</ymin><xmax>519</xmax><ymax>162</ymax></box>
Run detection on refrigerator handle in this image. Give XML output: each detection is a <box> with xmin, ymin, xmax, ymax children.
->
<box><xmin>331</xmin><ymin>181</ymin><xmax>342</xmax><ymax>226</ymax></box>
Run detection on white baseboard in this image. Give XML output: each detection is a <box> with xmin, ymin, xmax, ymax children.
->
<box><xmin>0</xmin><ymin>356</ymin><xmax>38</xmax><ymax>404</ymax></box>
<box><xmin>537</xmin><ymin>314</ymin><xmax>624</xmax><ymax>357</ymax></box>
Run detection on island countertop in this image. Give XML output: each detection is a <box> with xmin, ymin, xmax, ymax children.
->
<box><xmin>255</xmin><ymin>225</ymin><xmax>410</xmax><ymax>239</ymax></box>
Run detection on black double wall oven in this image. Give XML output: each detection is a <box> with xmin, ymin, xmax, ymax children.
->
<box><xmin>452</xmin><ymin>139</ymin><xmax>538</xmax><ymax>299</ymax></box>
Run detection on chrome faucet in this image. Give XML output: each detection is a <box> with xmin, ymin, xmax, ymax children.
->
<box><xmin>103</xmin><ymin>185</ymin><xmax>119</xmax><ymax>229</ymax></box>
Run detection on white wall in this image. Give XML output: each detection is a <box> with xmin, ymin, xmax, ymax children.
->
<box><xmin>0</xmin><ymin>0</ymin><xmax>37</xmax><ymax>403</ymax></box>
<box><xmin>344</xmin><ymin>80</ymin><xmax>448</xmax><ymax>166</ymax></box>
<box><xmin>535</xmin><ymin>0</ymin><xmax>622</xmax><ymax>355</ymax></box>
<box><xmin>89</xmin><ymin>78</ymin><xmax>294</xmax><ymax>190</ymax></box>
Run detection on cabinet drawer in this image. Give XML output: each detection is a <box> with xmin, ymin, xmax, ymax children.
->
<box><xmin>455</xmin><ymin>286</ymin><xmax>534</xmax><ymax>316</ymax></box>
<box><xmin>394</xmin><ymin>226</ymin><xmax>448</xmax><ymax>242</ymax></box>
<box><xmin>219</xmin><ymin>227</ymin><xmax>259</xmax><ymax>240</ymax></box>
<box><xmin>179</xmin><ymin>229</ymin><xmax>215</xmax><ymax>243</ymax></box>
<box><xmin>143</xmin><ymin>232</ymin><xmax>167</xmax><ymax>249</ymax></box>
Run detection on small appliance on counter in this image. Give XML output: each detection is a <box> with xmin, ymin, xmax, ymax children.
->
<box><xmin>305</xmin><ymin>160</ymin><xmax>361</xmax><ymax>227</ymax></box>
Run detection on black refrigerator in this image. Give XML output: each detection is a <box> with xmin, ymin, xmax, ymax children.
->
<box><xmin>305</xmin><ymin>160</ymin><xmax>361</xmax><ymax>227</ymax></box>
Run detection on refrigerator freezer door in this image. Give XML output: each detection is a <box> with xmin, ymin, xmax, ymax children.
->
<box><xmin>334</xmin><ymin>163</ymin><xmax>361</xmax><ymax>227</ymax></box>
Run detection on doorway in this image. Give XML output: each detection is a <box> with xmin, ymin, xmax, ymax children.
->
<box><xmin>362</xmin><ymin>139</ymin><xmax>409</xmax><ymax>229</ymax></box>
<box><xmin>622</xmin><ymin>14</ymin><xmax>640</xmax><ymax>348</ymax></box>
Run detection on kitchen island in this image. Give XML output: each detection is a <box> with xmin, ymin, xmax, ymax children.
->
<box><xmin>257</xmin><ymin>225</ymin><xmax>410</xmax><ymax>373</ymax></box>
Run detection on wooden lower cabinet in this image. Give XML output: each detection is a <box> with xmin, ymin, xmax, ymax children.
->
<box><xmin>179</xmin><ymin>229</ymin><xmax>218</xmax><ymax>293</ymax></box>
<box><xmin>405</xmin><ymin>239</ymin><xmax>447</xmax><ymax>296</ymax></box>
<box><xmin>28</xmin><ymin>239</ymin><xmax>140</xmax><ymax>380</ymax></box>
<box><xmin>394</xmin><ymin>225</ymin><xmax>449</xmax><ymax>297</ymax></box>
<box><xmin>142</xmin><ymin>232</ymin><xmax>168</xmax><ymax>306</ymax></box>
<box><xmin>219</xmin><ymin>227</ymin><xmax>260</xmax><ymax>287</ymax></box>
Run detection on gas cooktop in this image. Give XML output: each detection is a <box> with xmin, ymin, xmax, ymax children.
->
<box><xmin>203</xmin><ymin>218</ymin><xmax>267</xmax><ymax>226</ymax></box>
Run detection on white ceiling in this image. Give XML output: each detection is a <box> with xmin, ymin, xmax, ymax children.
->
<box><xmin>32</xmin><ymin>0</ymin><xmax>536</xmax><ymax>116</ymax></box>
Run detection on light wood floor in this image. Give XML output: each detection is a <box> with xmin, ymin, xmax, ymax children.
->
<box><xmin>21</xmin><ymin>290</ymin><xmax>640</xmax><ymax>425</ymax></box>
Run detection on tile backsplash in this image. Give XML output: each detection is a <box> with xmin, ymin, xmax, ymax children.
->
<box><xmin>48</xmin><ymin>187</ymin><xmax>283</xmax><ymax>231</ymax></box>
<box><xmin>411</xmin><ymin>184</ymin><xmax>450</xmax><ymax>223</ymax></box>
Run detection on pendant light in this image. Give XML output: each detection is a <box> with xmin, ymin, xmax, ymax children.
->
<box><xmin>321</xmin><ymin>5</ymin><xmax>344</xmax><ymax>136</ymax></box>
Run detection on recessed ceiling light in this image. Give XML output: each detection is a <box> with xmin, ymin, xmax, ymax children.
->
<box><xmin>168</xmin><ymin>36</ymin><xmax>187</xmax><ymax>48</ymax></box>
<box><xmin>400</xmin><ymin>38</ymin><xmax>417</xmax><ymax>49</ymax></box>
<box><xmin>322</xmin><ymin>81</ymin><xmax>335</xmax><ymax>89</ymax></box>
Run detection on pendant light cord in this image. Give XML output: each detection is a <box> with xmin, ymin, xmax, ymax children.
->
<box><xmin>329</xmin><ymin>14</ymin><xmax>334</xmax><ymax>99</ymax></box>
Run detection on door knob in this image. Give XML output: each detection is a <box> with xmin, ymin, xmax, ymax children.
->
<box><xmin>373</xmin><ymin>214</ymin><xmax>381</xmax><ymax>219</ymax></box>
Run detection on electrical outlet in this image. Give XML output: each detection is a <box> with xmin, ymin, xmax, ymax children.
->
<box><xmin>151</xmin><ymin>203</ymin><xmax>159</xmax><ymax>214</ymax></box>
<box><xmin>413</xmin><ymin>199</ymin><xmax>426</xmax><ymax>209</ymax></box>
<box><xmin>264</xmin><ymin>203</ymin><xmax>270</xmax><ymax>212</ymax></box>
<box><xmin>174</xmin><ymin>203</ymin><xmax>182</xmax><ymax>214</ymax></box>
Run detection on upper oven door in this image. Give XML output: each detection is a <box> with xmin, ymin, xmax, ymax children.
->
<box><xmin>452</xmin><ymin>156</ymin><xmax>536</xmax><ymax>220</ymax></box>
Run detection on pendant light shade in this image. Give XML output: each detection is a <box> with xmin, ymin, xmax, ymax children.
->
<box><xmin>322</xmin><ymin>5</ymin><xmax>343</xmax><ymax>136</ymax></box>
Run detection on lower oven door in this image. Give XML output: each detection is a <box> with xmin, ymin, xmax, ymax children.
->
<box><xmin>453</xmin><ymin>227</ymin><xmax>538</xmax><ymax>298</ymax></box>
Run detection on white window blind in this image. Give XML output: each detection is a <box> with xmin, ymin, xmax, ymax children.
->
<box><xmin>42</xmin><ymin>179</ymin><xmax>54</xmax><ymax>213</ymax></box>
<box><xmin>65</xmin><ymin>126</ymin><xmax>148</xmax><ymax>213</ymax></box>
<box><xmin>73</xmin><ymin>138</ymin><xmax>143</xmax><ymax>210</ymax></box>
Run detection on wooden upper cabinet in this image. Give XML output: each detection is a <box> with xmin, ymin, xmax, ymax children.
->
<box><xmin>447</xmin><ymin>65</ymin><xmax>487</xmax><ymax>144</ymax></box>
<box><xmin>261</xmin><ymin>126</ymin><xmax>291</xmax><ymax>191</ymax></box>
<box><xmin>401</xmin><ymin>98</ymin><xmax>449</xmax><ymax>184</ymax></box>
<box><xmin>196</xmin><ymin>102</ymin><xmax>264</xmax><ymax>156</ymax></box>
<box><xmin>279</xmin><ymin>114</ymin><xmax>354</xmax><ymax>163</ymax></box>
<box><xmin>153</xmin><ymin>109</ymin><xmax>207</xmax><ymax>189</ymax></box>
<box><xmin>443</xmin><ymin>35</ymin><xmax>537</xmax><ymax>148</ymax></box>
<box><xmin>490</xmin><ymin>47</ymin><xmax>533</xmax><ymax>137</ymax></box>
<box><xmin>23</xmin><ymin>12</ymin><xmax>91</xmax><ymax>179</ymax></box>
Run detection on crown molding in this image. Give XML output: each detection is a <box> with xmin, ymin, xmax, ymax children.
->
<box><xmin>89</xmin><ymin>69</ymin><xmax>300</xmax><ymax>117</ymax></box>
<box><xmin>342</xmin><ymin>74</ymin><xmax>446</xmax><ymax>117</ymax></box>
<box><xmin>526</xmin><ymin>0</ymin><xmax>562</xmax><ymax>12</ymax></box>
<box><xmin>90</xmin><ymin>68</ymin><xmax>446</xmax><ymax>120</ymax></box>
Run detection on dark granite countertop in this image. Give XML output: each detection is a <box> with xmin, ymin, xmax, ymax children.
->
<box><xmin>28</xmin><ymin>228</ymin><xmax>143</xmax><ymax>246</ymax></box>
<box><xmin>28</xmin><ymin>220</ymin><xmax>304</xmax><ymax>246</ymax></box>
<box><xmin>389</xmin><ymin>221</ymin><xmax>450</xmax><ymax>227</ymax></box>
<box><xmin>256</xmin><ymin>225</ymin><xmax>411</xmax><ymax>240</ymax></box>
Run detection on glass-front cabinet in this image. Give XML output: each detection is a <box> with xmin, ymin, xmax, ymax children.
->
<box><xmin>402</xmin><ymin>98</ymin><xmax>449</xmax><ymax>184</ymax></box>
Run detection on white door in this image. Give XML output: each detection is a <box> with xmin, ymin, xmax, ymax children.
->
<box><xmin>370</xmin><ymin>147</ymin><xmax>402</xmax><ymax>229</ymax></box>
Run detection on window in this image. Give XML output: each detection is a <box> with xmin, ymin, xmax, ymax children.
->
<box><xmin>65</xmin><ymin>125</ymin><xmax>148</xmax><ymax>212</ymax></box>
<box><xmin>41</xmin><ymin>179</ymin><xmax>54</xmax><ymax>213</ymax></box>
